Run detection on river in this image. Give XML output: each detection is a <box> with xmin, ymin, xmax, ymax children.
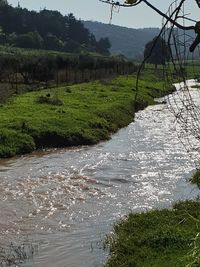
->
<box><xmin>0</xmin><ymin>80</ymin><xmax>199</xmax><ymax>267</ymax></box>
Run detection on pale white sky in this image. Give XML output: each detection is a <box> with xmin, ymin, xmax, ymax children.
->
<box><xmin>8</xmin><ymin>0</ymin><xmax>200</xmax><ymax>28</ymax></box>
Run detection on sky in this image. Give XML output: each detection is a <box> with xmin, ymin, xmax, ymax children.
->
<box><xmin>8</xmin><ymin>0</ymin><xmax>200</xmax><ymax>29</ymax></box>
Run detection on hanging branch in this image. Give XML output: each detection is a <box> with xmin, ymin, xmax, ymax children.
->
<box><xmin>134</xmin><ymin>0</ymin><xmax>187</xmax><ymax>106</ymax></box>
<box><xmin>109</xmin><ymin>2</ymin><xmax>120</xmax><ymax>24</ymax></box>
<box><xmin>99</xmin><ymin>0</ymin><xmax>195</xmax><ymax>30</ymax></box>
<box><xmin>196</xmin><ymin>0</ymin><xmax>200</xmax><ymax>8</ymax></box>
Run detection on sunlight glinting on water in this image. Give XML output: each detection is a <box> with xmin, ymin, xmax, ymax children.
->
<box><xmin>0</xmin><ymin>81</ymin><xmax>199</xmax><ymax>266</ymax></box>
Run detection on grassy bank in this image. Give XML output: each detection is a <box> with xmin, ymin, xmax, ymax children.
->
<box><xmin>104</xmin><ymin>200</ymin><xmax>200</xmax><ymax>267</ymax></box>
<box><xmin>0</xmin><ymin>72</ymin><xmax>172</xmax><ymax>158</ymax></box>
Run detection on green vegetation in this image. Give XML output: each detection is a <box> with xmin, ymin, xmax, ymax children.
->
<box><xmin>0</xmin><ymin>3</ymin><xmax>110</xmax><ymax>55</ymax></box>
<box><xmin>0</xmin><ymin>72</ymin><xmax>171</xmax><ymax>158</ymax></box>
<box><xmin>101</xmin><ymin>64</ymin><xmax>200</xmax><ymax>267</ymax></box>
<box><xmin>0</xmin><ymin>45</ymin><xmax>135</xmax><ymax>103</ymax></box>
<box><xmin>144</xmin><ymin>36</ymin><xmax>170</xmax><ymax>69</ymax></box>
<box><xmin>144</xmin><ymin>62</ymin><xmax>200</xmax><ymax>83</ymax></box>
<box><xmin>104</xmin><ymin>200</ymin><xmax>200</xmax><ymax>267</ymax></box>
<box><xmin>190</xmin><ymin>170</ymin><xmax>200</xmax><ymax>188</ymax></box>
<box><xmin>191</xmin><ymin>84</ymin><xmax>200</xmax><ymax>89</ymax></box>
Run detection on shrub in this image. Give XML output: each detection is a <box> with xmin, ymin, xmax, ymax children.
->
<box><xmin>35</xmin><ymin>95</ymin><xmax>63</xmax><ymax>105</ymax></box>
<box><xmin>190</xmin><ymin>170</ymin><xmax>200</xmax><ymax>188</ymax></box>
<box><xmin>0</xmin><ymin>128</ymin><xmax>35</xmax><ymax>157</ymax></box>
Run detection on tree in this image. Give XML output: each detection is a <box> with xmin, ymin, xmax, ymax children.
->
<box><xmin>0</xmin><ymin>0</ymin><xmax>8</xmax><ymax>5</ymax></box>
<box><xmin>66</xmin><ymin>13</ymin><xmax>91</xmax><ymax>45</ymax></box>
<box><xmin>0</xmin><ymin>3</ymin><xmax>110</xmax><ymax>55</ymax></box>
<box><xmin>99</xmin><ymin>0</ymin><xmax>200</xmax><ymax>52</ymax></box>
<box><xmin>44</xmin><ymin>34</ymin><xmax>64</xmax><ymax>51</ymax></box>
<box><xmin>144</xmin><ymin>36</ymin><xmax>170</xmax><ymax>69</ymax></box>
<box><xmin>96</xmin><ymin>37</ymin><xmax>111</xmax><ymax>55</ymax></box>
<box><xmin>14</xmin><ymin>31</ymin><xmax>44</xmax><ymax>49</ymax></box>
<box><xmin>0</xmin><ymin>32</ymin><xmax>6</xmax><ymax>44</ymax></box>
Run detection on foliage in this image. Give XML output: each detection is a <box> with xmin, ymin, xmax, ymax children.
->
<box><xmin>0</xmin><ymin>128</ymin><xmax>35</xmax><ymax>157</ymax></box>
<box><xmin>104</xmin><ymin>200</ymin><xmax>200</xmax><ymax>267</ymax></box>
<box><xmin>35</xmin><ymin>95</ymin><xmax>63</xmax><ymax>106</ymax></box>
<box><xmin>0</xmin><ymin>0</ymin><xmax>7</xmax><ymax>6</ymax></box>
<box><xmin>190</xmin><ymin>170</ymin><xmax>200</xmax><ymax>188</ymax></box>
<box><xmin>44</xmin><ymin>33</ymin><xmax>64</xmax><ymax>51</ymax></box>
<box><xmin>144</xmin><ymin>36</ymin><xmax>170</xmax><ymax>68</ymax></box>
<box><xmin>0</xmin><ymin>45</ymin><xmax>135</xmax><ymax>87</ymax></box>
<box><xmin>96</xmin><ymin>37</ymin><xmax>111</xmax><ymax>55</ymax></box>
<box><xmin>14</xmin><ymin>31</ymin><xmax>44</xmax><ymax>49</ymax></box>
<box><xmin>0</xmin><ymin>3</ymin><xmax>111</xmax><ymax>55</ymax></box>
<box><xmin>0</xmin><ymin>72</ymin><xmax>171</xmax><ymax>157</ymax></box>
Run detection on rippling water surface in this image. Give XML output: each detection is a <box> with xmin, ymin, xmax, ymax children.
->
<box><xmin>0</xmin><ymin>82</ymin><xmax>199</xmax><ymax>266</ymax></box>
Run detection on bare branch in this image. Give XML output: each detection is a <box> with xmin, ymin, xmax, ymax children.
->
<box><xmin>99</xmin><ymin>0</ymin><xmax>195</xmax><ymax>30</ymax></box>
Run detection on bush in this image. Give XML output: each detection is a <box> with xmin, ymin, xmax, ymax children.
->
<box><xmin>0</xmin><ymin>128</ymin><xmax>35</xmax><ymax>157</ymax></box>
<box><xmin>14</xmin><ymin>31</ymin><xmax>44</xmax><ymax>49</ymax></box>
<box><xmin>35</xmin><ymin>95</ymin><xmax>63</xmax><ymax>105</ymax></box>
<box><xmin>190</xmin><ymin>170</ymin><xmax>200</xmax><ymax>188</ymax></box>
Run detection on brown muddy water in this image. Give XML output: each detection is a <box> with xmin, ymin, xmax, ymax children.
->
<box><xmin>0</xmin><ymin>81</ymin><xmax>199</xmax><ymax>267</ymax></box>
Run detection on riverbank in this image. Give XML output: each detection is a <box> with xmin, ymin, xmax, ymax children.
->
<box><xmin>0</xmin><ymin>71</ymin><xmax>174</xmax><ymax>158</ymax></box>
<box><xmin>104</xmin><ymin>199</ymin><xmax>200</xmax><ymax>267</ymax></box>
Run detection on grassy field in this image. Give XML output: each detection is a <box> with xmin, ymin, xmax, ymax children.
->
<box><xmin>104</xmin><ymin>200</ymin><xmax>200</xmax><ymax>267</ymax></box>
<box><xmin>144</xmin><ymin>62</ymin><xmax>200</xmax><ymax>81</ymax></box>
<box><xmin>0</xmin><ymin>72</ymin><xmax>172</xmax><ymax>158</ymax></box>
<box><xmin>0</xmin><ymin>45</ymin><xmax>103</xmax><ymax>58</ymax></box>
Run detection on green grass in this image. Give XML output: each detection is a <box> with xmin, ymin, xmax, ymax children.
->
<box><xmin>190</xmin><ymin>170</ymin><xmax>200</xmax><ymax>188</ymax></box>
<box><xmin>0</xmin><ymin>45</ymin><xmax>100</xmax><ymax>58</ymax></box>
<box><xmin>104</xmin><ymin>200</ymin><xmax>200</xmax><ymax>267</ymax></box>
<box><xmin>0</xmin><ymin>72</ymin><xmax>171</xmax><ymax>158</ymax></box>
<box><xmin>0</xmin><ymin>44</ymin><xmax>123</xmax><ymax>63</ymax></box>
<box><xmin>144</xmin><ymin>62</ymin><xmax>200</xmax><ymax>81</ymax></box>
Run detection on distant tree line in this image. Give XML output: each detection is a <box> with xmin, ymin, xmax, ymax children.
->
<box><xmin>0</xmin><ymin>48</ymin><xmax>136</xmax><ymax>92</ymax></box>
<box><xmin>0</xmin><ymin>1</ymin><xmax>111</xmax><ymax>55</ymax></box>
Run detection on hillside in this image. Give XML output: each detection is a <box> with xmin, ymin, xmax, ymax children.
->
<box><xmin>84</xmin><ymin>21</ymin><xmax>160</xmax><ymax>59</ymax></box>
<box><xmin>0</xmin><ymin>2</ymin><xmax>110</xmax><ymax>55</ymax></box>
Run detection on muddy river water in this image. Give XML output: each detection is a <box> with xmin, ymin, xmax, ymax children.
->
<box><xmin>0</xmin><ymin>81</ymin><xmax>199</xmax><ymax>266</ymax></box>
